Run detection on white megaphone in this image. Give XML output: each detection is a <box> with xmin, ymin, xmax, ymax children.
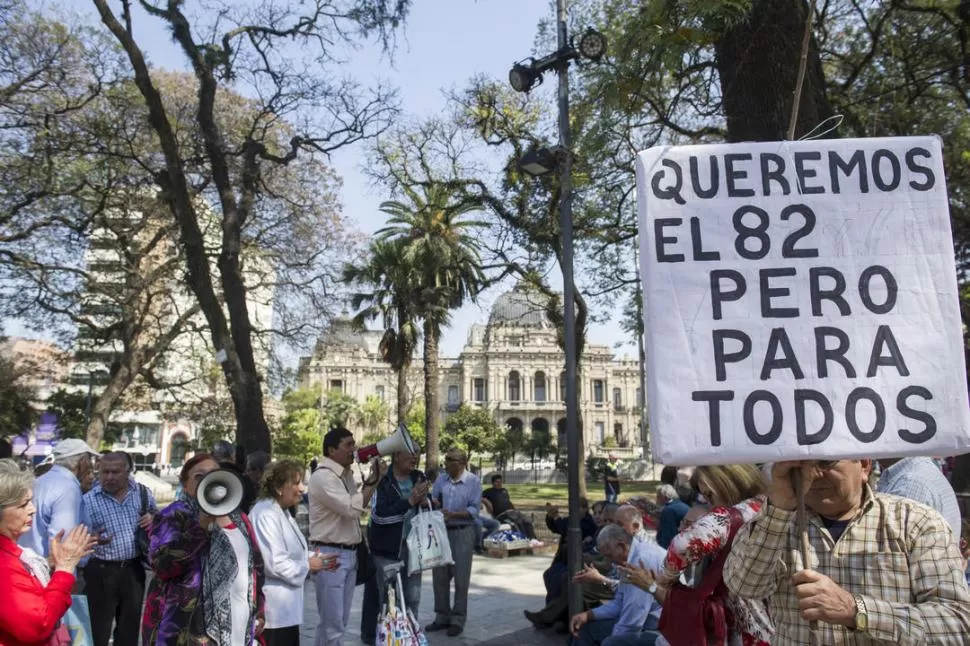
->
<box><xmin>355</xmin><ymin>423</ymin><xmax>419</xmax><ymax>463</ymax></box>
<box><xmin>197</xmin><ymin>469</ymin><xmax>245</xmax><ymax>516</ymax></box>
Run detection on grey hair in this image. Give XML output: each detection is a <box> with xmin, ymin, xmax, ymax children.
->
<box><xmin>657</xmin><ymin>484</ymin><xmax>678</xmax><ymax>502</ymax></box>
<box><xmin>615</xmin><ymin>505</ymin><xmax>642</xmax><ymax>532</ymax></box>
<box><xmin>596</xmin><ymin>523</ymin><xmax>631</xmax><ymax>552</ymax></box>
<box><xmin>55</xmin><ymin>453</ymin><xmax>85</xmax><ymax>471</ymax></box>
<box><xmin>0</xmin><ymin>459</ymin><xmax>34</xmax><ymax>512</ymax></box>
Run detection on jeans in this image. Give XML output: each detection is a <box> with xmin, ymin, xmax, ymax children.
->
<box><xmin>313</xmin><ymin>546</ymin><xmax>357</xmax><ymax>646</ymax></box>
<box><xmin>572</xmin><ymin>619</ymin><xmax>616</xmax><ymax>645</ymax></box>
<box><xmin>432</xmin><ymin>525</ymin><xmax>475</xmax><ymax>628</ymax></box>
<box><xmin>475</xmin><ymin>516</ymin><xmax>500</xmax><ymax>548</ymax></box>
<box><xmin>602</xmin><ymin>631</ymin><xmax>661</xmax><ymax>646</ymax></box>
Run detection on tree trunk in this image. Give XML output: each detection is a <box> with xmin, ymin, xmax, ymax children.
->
<box><xmin>715</xmin><ymin>0</ymin><xmax>833</xmax><ymax>142</ymax></box>
<box><xmin>423</xmin><ymin>319</ymin><xmax>441</xmax><ymax>470</ymax></box>
<box><xmin>93</xmin><ymin>1</ymin><xmax>271</xmax><ymax>457</ymax></box>
<box><xmin>396</xmin><ymin>363</ymin><xmax>409</xmax><ymax>424</ymax></box>
<box><xmin>85</xmin><ymin>363</ymin><xmax>135</xmax><ymax>450</ymax></box>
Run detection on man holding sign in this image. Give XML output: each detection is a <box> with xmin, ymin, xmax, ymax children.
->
<box><xmin>725</xmin><ymin>459</ymin><xmax>970</xmax><ymax>643</ymax></box>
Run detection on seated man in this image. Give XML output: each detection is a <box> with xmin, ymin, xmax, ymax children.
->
<box><xmin>727</xmin><ymin>459</ymin><xmax>970</xmax><ymax>644</ymax></box>
<box><xmin>654</xmin><ymin>484</ymin><xmax>688</xmax><ymax>548</ymax></box>
<box><xmin>569</xmin><ymin>524</ymin><xmax>665</xmax><ymax>645</ymax></box>
<box><xmin>543</xmin><ymin>497</ymin><xmax>598</xmax><ymax>603</ymax></box>
<box><xmin>482</xmin><ymin>474</ymin><xmax>537</xmax><ymax>539</ymax></box>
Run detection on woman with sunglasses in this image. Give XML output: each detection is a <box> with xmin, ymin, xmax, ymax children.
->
<box><xmin>141</xmin><ymin>453</ymin><xmax>266</xmax><ymax>645</ymax></box>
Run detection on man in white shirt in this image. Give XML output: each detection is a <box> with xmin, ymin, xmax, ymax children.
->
<box><xmin>308</xmin><ymin>427</ymin><xmax>380</xmax><ymax>646</ymax></box>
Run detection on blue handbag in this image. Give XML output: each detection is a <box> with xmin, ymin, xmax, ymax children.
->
<box><xmin>62</xmin><ymin>595</ymin><xmax>94</xmax><ymax>646</ymax></box>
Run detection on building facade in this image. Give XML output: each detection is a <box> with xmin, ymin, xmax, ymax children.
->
<box><xmin>298</xmin><ymin>284</ymin><xmax>645</xmax><ymax>456</ymax></box>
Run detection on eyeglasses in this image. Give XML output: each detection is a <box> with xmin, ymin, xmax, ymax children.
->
<box><xmin>813</xmin><ymin>460</ymin><xmax>842</xmax><ymax>470</ymax></box>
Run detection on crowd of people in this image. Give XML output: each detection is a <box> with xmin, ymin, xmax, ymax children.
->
<box><xmin>0</xmin><ymin>429</ymin><xmax>968</xmax><ymax>646</ymax></box>
<box><xmin>521</xmin><ymin>458</ymin><xmax>970</xmax><ymax>645</ymax></box>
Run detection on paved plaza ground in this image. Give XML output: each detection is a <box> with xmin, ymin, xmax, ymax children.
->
<box><xmin>299</xmin><ymin>553</ymin><xmax>567</xmax><ymax>645</ymax></box>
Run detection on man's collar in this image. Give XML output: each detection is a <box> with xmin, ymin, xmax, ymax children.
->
<box><xmin>445</xmin><ymin>469</ymin><xmax>469</xmax><ymax>484</ymax></box>
<box><xmin>321</xmin><ymin>456</ymin><xmax>349</xmax><ymax>475</ymax></box>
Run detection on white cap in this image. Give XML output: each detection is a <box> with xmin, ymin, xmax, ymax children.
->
<box><xmin>50</xmin><ymin>438</ymin><xmax>101</xmax><ymax>461</ymax></box>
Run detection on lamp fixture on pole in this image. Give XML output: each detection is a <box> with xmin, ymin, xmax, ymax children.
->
<box><xmin>508</xmin><ymin>7</ymin><xmax>607</xmax><ymax>620</ymax></box>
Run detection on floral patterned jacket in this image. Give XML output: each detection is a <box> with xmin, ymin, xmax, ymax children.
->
<box><xmin>658</xmin><ymin>496</ymin><xmax>772</xmax><ymax>646</ymax></box>
<box><xmin>141</xmin><ymin>501</ymin><xmax>266</xmax><ymax>645</ymax></box>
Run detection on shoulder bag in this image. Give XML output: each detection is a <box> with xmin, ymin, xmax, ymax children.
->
<box><xmin>134</xmin><ymin>483</ymin><xmax>151</xmax><ymax>568</ymax></box>
<box><xmin>657</xmin><ymin>506</ymin><xmax>744</xmax><ymax>646</ymax></box>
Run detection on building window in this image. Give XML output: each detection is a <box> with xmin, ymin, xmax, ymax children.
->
<box><xmin>329</xmin><ymin>379</ymin><xmax>343</xmax><ymax>392</ymax></box>
<box><xmin>560</xmin><ymin>371</ymin><xmax>566</xmax><ymax>401</ymax></box>
<box><xmin>636</xmin><ymin>387</ymin><xmax>643</xmax><ymax>407</ymax></box>
<box><xmin>613</xmin><ymin>387</ymin><xmax>622</xmax><ymax>410</ymax></box>
<box><xmin>614</xmin><ymin>423</ymin><xmax>623</xmax><ymax>444</ymax></box>
<box><xmin>534</xmin><ymin>371</ymin><xmax>546</xmax><ymax>402</ymax></box>
<box><xmin>508</xmin><ymin>371</ymin><xmax>521</xmax><ymax>402</ymax></box>
<box><xmin>592</xmin><ymin>380</ymin><xmax>604</xmax><ymax>403</ymax></box>
<box><xmin>448</xmin><ymin>385</ymin><xmax>459</xmax><ymax>405</ymax></box>
<box><xmin>474</xmin><ymin>378</ymin><xmax>486</xmax><ymax>402</ymax></box>
<box><xmin>375</xmin><ymin>385</ymin><xmax>385</xmax><ymax>401</ymax></box>
<box><xmin>595</xmin><ymin>422</ymin><xmax>605</xmax><ymax>443</ymax></box>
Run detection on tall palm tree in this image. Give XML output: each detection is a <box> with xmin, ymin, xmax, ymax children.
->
<box><xmin>378</xmin><ymin>184</ymin><xmax>485</xmax><ymax>470</ymax></box>
<box><xmin>342</xmin><ymin>239</ymin><xmax>419</xmax><ymax>424</ymax></box>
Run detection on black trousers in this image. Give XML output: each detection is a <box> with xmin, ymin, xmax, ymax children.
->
<box><xmin>83</xmin><ymin>559</ymin><xmax>146</xmax><ymax>646</ymax></box>
<box><xmin>263</xmin><ymin>625</ymin><xmax>301</xmax><ymax>646</ymax></box>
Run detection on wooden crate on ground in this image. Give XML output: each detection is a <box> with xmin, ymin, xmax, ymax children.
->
<box><xmin>484</xmin><ymin>538</ymin><xmax>534</xmax><ymax>559</ymax></box>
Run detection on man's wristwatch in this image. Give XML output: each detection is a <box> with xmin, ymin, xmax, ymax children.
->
<box><xmin>853</xmin><ymin>594</ymin><xmax>868</xmax><ymax>632</ymax></box>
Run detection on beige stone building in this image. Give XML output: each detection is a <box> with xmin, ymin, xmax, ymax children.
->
<box><xmin>297</xmin><ymin>284</ymin><xmax>645</xmax><ymax>457</ymax></box>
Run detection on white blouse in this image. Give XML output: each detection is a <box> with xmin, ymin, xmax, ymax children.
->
<box><xmin>250</xmin><ymin>498</ymin><xmax>310</xmax><ymax>629</ymax></box>
<box><xmin>224</xmin><ymin>526</ymin><xmax>252</xmax><ymax>645</ymax></box>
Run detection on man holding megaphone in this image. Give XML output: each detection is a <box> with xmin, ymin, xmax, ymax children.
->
<box><xmin>308</xmin><ymin>427</ymin><xmax>384</xmax><ymax>645</ymax></box>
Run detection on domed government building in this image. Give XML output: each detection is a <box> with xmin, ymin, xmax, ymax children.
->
<box><xmin>297</xmin><ymin>283</ymin><xmax>645</xmax><ymax>458</ymax></box>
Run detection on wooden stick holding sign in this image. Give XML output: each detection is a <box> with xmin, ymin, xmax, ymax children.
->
<box><xmin>791</xmin><ymin>466</ymin><xmax>820</xmax><ymax>646</ymax></box>
<box><xmin>787</xmin><ymin>1</ymin><xmax>819</xmax><ymax>642</ymax></box>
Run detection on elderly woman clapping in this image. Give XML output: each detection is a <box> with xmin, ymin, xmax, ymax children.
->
<box><xmin>0</xmin><ymin>459</ymin><xmax>97</xmax><ymax>645</ymax></box>
<box><xmin>250</xmin><ymin>460</ymin><xmax>328</xmax><ymax>646</ymax></box>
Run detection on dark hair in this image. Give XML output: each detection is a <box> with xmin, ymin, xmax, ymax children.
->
<box><xmin>323</xmin><ymin>427</ymin><xmax>353</xmax><ymax>457</ymax></box>
<box><xmin>101</xmin><ymin>451</ymin><xmax>133</xmax><ymax>471</ymax></box>
<box><xmin>212</xmin><ymin>440</ymin><xmax>235</xmax><ymax>463</ymax></box>
<box><xmin>660</xmin><ymin>466</ymin><xmax>678</xmax><ymax>485</ymax></box>
<box><xmin>246</xmin><ymin>450</ymin><xmax>271</xmax><ymax>472</ymax></box>
<box><xmin>260</xmin><ymin>459</ymin><xmax>305</xmax><ymax>502</ymax></box>
<box><xmin>490</xmin><ymin>474</ymin><xmax>502</xmax><ymax>485</ymax></box>
<box><xmin>179</xmin><ymin>453</ymin><xmax>216</xmax><ymax>485</ymax></box>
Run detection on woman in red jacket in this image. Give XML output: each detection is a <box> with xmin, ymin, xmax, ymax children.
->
<box><xmin>0</xmin><ymin>459</ymin><xmax>96</xmax><ymax>645</ymax></box>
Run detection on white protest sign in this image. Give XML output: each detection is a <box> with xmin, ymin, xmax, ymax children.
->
<box><xmin>636</xmin><ymin>136</ymin><xmax>970</xmax><ymax>466</ymax></box>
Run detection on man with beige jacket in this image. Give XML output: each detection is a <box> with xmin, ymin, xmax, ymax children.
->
<box><xmin>308</xmin><ymin>427</ymin><xmax>381</xmax><ymax>646</ymax></box>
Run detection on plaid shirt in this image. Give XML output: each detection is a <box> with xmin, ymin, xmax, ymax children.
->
<box><xmin>83</xmin><ymin>479</ymin><xmax>157</xmax><ymax>561</ymax></box>
<box><xmin>725</xmin><ymin>486</ymin><xmax>970</xmax><ymax>645</ymax></box>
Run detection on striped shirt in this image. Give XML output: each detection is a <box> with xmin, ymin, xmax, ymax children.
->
<box><xmin>725</xmin><ymin>486</ymin><xmax>970</xmax><ymax>645</ymax></box>
<box><xmin>876</xmin><ymin>457</ymin><xmax>962</xmax><ymax>536</ymax></box>
<box><xmin>83</xmin><ymin>479</ymin><xmax>157</xmax><ymax>561</ymax></box>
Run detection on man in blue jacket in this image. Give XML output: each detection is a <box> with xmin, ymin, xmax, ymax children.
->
<box><xmin>655</xmin><ymin>484</ymin><xmax>689</xmax><ymax>549</ymax></box>
<box><xmin>359</xmin><ymin>450</ymin><xmax>428</xmax><ymax>645</ymax></box>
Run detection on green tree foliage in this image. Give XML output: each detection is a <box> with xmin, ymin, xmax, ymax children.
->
<box><xmin>45</xmin><ymin>389</ymin><xmax>89</xmax><ymax>441</ymax></box>
<box><xmin>273</xmin><ymin>388</ymin><xmax>326</xmax><ymax>462</ymax></box>
<box><xmin>0</xmin><ymin>351</ymin><xmax>34</xmax><ymax>437</ymax></box>
<box><xmin>494</xmin><ymin>421</ymin><xmax>526</xmax><ymax>471</ymax></box>
<box><xmin>322</xmin><ymin>390</ymin><xmax>360</xmax><ymax>429</ymax></box>
<box><xmin>358</xmin><ymin>394</ymin><xmax>391</xmax><ymax>437</ymax></box>
<box><xmin>404</xmin><ymin>401</ymin><xmax>427</xmax><ymax>459</ymax></box>
<box><xmin>441</xmin><ymin>405</ymin><xmax>501</xmax><ymax>457</ymax></box>
<box><xmin>377</xmin><ymin>185</ymin><xmax>486</xmax><ymax>469</ymax></box>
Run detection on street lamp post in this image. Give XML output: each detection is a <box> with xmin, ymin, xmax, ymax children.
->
<box><xmin>508</xmin><ymin>1</ymin><xmax>606</xmax><ymax>618</ymax></box>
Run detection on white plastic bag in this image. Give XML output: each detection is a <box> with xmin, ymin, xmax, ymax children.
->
<box><xmin>406</xmin><ymin>502</ymin><xmax>453</xmax><ymax>572</ymax></box>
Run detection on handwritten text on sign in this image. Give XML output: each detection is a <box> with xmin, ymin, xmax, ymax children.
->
<box><xmin>636</xmin><ymin>137</ymin><xmax>970</xmax><ymax>465</ymax></box>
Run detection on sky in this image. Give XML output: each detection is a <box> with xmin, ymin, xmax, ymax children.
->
<box><xmin>5</xmin><ymin>0</ymin><xmax>636</xmax><ymax>363</ymax></box>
